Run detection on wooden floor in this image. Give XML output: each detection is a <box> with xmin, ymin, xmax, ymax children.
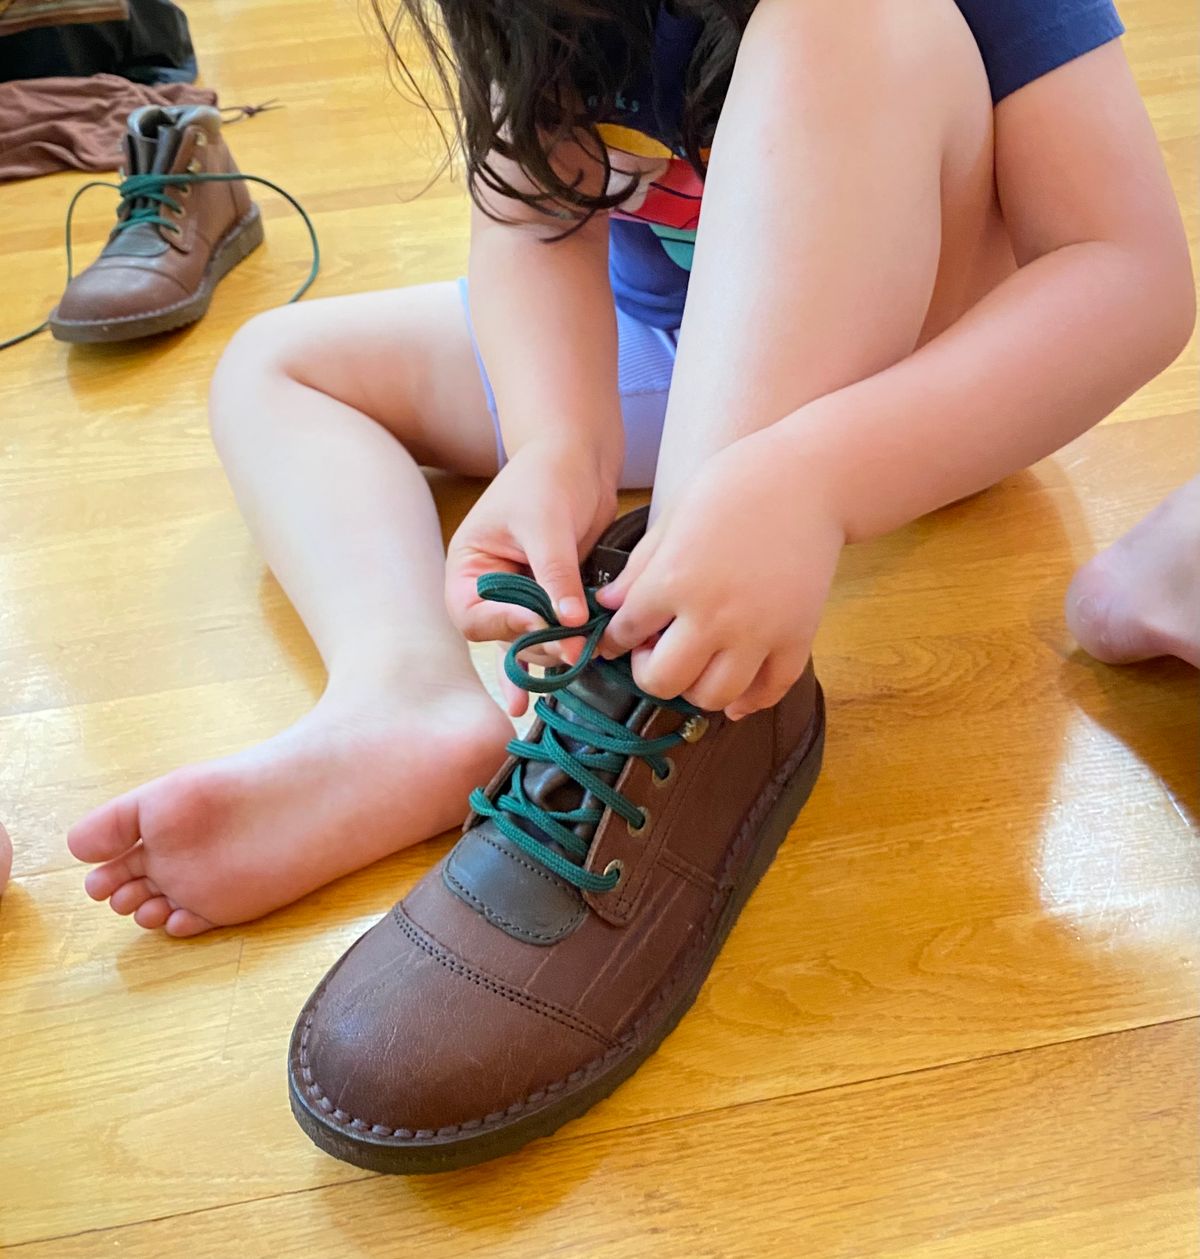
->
<box><xmin>1</xmin><ymin>2</ymin><xmax>1197</xmax><ymax>1254</ymax></box>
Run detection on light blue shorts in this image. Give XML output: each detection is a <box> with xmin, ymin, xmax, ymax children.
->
<box><xmin>457</xmin><ymin>278</ymin><xmax>678</xmax><ymax>490</ymax></box>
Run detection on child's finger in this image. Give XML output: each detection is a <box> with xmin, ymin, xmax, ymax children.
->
<box><xmin>495</xmin><ymin>644</ymin><xmax>529</xmax><ymax>718</ymax></box>
<box><xmin>603</xmin><ymin>566</ymin><xmax>675</xmax><ymax>657</ymax></box>
<box><xmin>682</xmin><ymin>649</ymin><xmax>764</xmax><ymax>715</ymax></box>
<box><xmin>595</xmin><ymin>526</ymin><xmax>661</xmax><ymax>611</ymax></box>
<box><xmin>725</xmin><ymin>651</ymin><xmax>808</xmax><ymax>720</ymax></box>
<box><xmin>445</xmin><ymin>547</ymin><xmax>537</xmax><ymax>641</ymax></box>
<box><xmin>629</xmin><ymin>620</ymin><xmax>709</xmax><ymax>701</ymax></box>
<box><xmin>459</xmin><ymin>602</ymin><xmax>542</xmax><ymax>644</ymax></box>
<box><xmin>524</xmin><ymin>532</ymin><xmax>589</xmax><ymax>629</ymax></box>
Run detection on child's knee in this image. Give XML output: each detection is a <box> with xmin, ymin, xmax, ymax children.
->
<box><xmin>215</xmin><ymin>306</ymin><xmax>305</xmax><ymax>384</ymax></box>
<box><xmin>209</xmin><ymin>306</ymin><xmax>312</xmax><ymax>440</ymax></box>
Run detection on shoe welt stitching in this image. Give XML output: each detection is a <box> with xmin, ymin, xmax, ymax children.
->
<box><xmin>53</xmin><ymin>207</ymin><xmax>259</xmax><ymax>326</ymax></box>
<box><xmin>298</xmin><ymin>710</ymin><xmax>821</xmax><ymax>1142</ymax></box>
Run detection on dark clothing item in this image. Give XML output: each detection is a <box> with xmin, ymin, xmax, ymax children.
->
<box><xmin>0</xmin><ymin>0</ymin><xmax>197</xmax><ymax>85</ymax></box>
<box><xmin>607</xmin><ymin>0</ymin><xmax>1126</xmax><ymax>329</ymax></box>
<box><xmin>0</xmin><ymin>2</ymin><xmax>130</xmax><ymax>39</ymax></box>
<box><xmin>0</xmin><ymin>73</ymin><xmax>215</xmax><ymax>181</ymax></box>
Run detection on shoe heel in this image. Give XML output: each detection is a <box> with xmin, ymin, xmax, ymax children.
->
<box><xmin>210</xmin><ymin>205</ymin><xmax>265</xmax><ymax>284</ymax></box>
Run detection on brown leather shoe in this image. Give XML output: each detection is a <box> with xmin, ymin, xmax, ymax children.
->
<box><xmin>288</xmin><ymin>508</ymin><xmax>825</xmax><ymax>1173</ymax></box>
<box><xmin>49</xmin><ymin>105</ymin><xmax>262</xmax><ymax>343</ymax></box>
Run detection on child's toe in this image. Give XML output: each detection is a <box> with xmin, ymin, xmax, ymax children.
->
<box><xmin>83</xmin><ymin>846</ymin><xmax>146</xmax><ymax>901</ymax></box>
<box><xmin>164</xmin><ymin>908</ymin><xmax>214</xmax><ymax>938</ymax></box>
<box><xmin>134</xmin><ymin>896</ymin><xmax>173</xmax><ymax>930</ymax></box>
<box><xmin>68</xmin><ymin>792</ymin><xmax>142</xmax><ymax>863</ymax></box>
<box><xmin>109</xmin><ymin>877</ymin><xmax>157</xmax><ymax>916</ymax></box>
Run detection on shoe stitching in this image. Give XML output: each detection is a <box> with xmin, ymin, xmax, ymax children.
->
<box><xmin>297</xmin><ymin>704</ymin><xmax>822</xmax><ymax>1142</ymax></box>
<box><xmin>658</xmin><ymin>847</ymin><xmax>716</xmax><ymax>891</ymax></box>
<box><xmin>444</xmin><ymin>863</ymin><xmax>585</xmax><ymax>943</ymax></box>
<box><xmin>394</xmin><ymin>903</ymin><xmax>612</xmax><ymax>1044</ymax></box>
<box><xmin>53</xmin><ymin>207</ymin><xmax>259</xmax><ymax>326</ymax></box>
<box><xmin>611</xmin><ymin>716</ymin><xmax>725</xmax><ymax>919</ymax></box>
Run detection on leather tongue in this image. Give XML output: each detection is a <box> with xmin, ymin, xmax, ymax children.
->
<box><xmin>108</xmin><ymin>106</ymin><xmax>222</xmax><ymax>258</ymax></box>
<box><xmin>520</xmin><ymin>663</ymin><xmax>641</xmax><ymax>820</ymax></box>
<box><xmin>444</xmin><ymin>507</ymin><xmax>656</xmax><ymax>942</ymax></box>
<box><xmin>125</xmin><ymin>109</ymin><xmax>165</xmax><ymax>175</ymax></box>
<box><xmin>581</xmin><ymin>504</ymin><xmax>650</xmax><ymax>588</ymax></box>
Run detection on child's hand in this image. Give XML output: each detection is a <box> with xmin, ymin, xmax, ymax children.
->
<box><xmin>446</xmin><ymin>437</ymin><xmax>618</xmax><ymax>711</ymax></box>
<box><xmin>596</xmin><ymin>428</ymin><xmax>845</xmax><ymax>719</ymax></box>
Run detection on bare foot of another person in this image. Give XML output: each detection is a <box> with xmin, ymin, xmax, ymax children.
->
<box><xmin>1066</xmin><ymin>475</ymin><xmax>1200</xmax><ymax>669</ymax></box>
<box><xmin>0</xmin><ymin>822</ymin><xmax>11</xmax><ymax>895</ymax></box>
<box><xmin>67</xmin><ymin>679</ymin><xmax>512</xmax><ymax>936</ymax></box>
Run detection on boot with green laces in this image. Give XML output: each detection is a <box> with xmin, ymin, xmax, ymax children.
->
<box><xmin>288</xmin><ymin>506</ymin><xmax>826</xmax><ymax>1173</ymax></box>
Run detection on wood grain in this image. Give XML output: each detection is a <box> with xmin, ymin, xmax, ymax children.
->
<box><xmin>0</xmin><ymin>0</ymin><xmax>1196</xmax><ymax>1253</ymax></box>
<box><xmin>8</xmin><ymin>1023</ymin><xmax>1197</xmax><ymax>1259</ymax></box>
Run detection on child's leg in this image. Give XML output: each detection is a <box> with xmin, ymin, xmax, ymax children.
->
<box><xmin>1066</xmin><ymin>475</ymin><xmax>1200</xmax><ymax>668</ymax></box>
<box><xmin>651</xmin><ymin>3</ymin><xmax>1007</xmax><ymax>515</ymax></box>
<box><xmin>68</xmin><ymin>283</ymin><xmax>514</xmax><ymax>936</ymax></box>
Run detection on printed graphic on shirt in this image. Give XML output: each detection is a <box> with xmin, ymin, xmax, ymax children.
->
<box><xmin>596</xmin><ymin>121</ymin><xmax>704</xmax><ymax>271</ymax></box>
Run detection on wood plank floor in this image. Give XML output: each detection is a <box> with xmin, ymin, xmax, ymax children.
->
<box><xmin>1</xmin><ymin>1</ymin><xmax>1196</xmax><ymax>1254</ymax></box>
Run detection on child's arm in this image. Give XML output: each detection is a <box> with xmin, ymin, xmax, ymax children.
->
<box><xmin>601</xmin><ymin>37</ymin><xmax>1193</xmax><ymax>716</ymax></box>
<box><xmin>467</xmin><ymin>145</ymin><xmax>624</xmax><ymax>485</ymax></box>
<box><xmin>764</xmin><ymin>41</ymin><xmax>1194</xmax><ymax>546</ymax></box>
<box><xmin>446</xmin><ymin>138</ymin><xmax>625</xmax><ymax>657</ymax></box>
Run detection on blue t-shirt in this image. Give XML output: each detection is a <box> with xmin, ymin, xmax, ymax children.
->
<box><xmin>606</xmin><ymin>1</ymin><xmax>1125</xmax><ymax>328</ymax></box>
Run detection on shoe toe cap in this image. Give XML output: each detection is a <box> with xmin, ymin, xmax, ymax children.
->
<box><xmin>54</xmin><ymin>261</ymin><xmax>192</xmax><ymax>324</ymax></box>
<box><xmin>291</xmin><ymin>907</ymin><xmax>611</xmax><ymax>1137</ymax></box>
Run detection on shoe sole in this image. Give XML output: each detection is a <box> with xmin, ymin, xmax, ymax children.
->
<box><xmin>287</xmin><ymin>685</ymin><xmax>826</xmax><ymax>1174</ymax></box>
<box><xmin>47</xmin><ymin>205</ymin><xmax>265</xmax><ymax>344</ymax></box>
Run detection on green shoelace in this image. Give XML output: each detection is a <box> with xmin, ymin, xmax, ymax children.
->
<box><xmin>469</xmin><ymin>572</ymin><xmax>703</xmax><ymax>894</ymax></box>
<box><xmin>0</xmin><ymin>170</ymin><xmax>319</xmax><ymax>351</ymax></box>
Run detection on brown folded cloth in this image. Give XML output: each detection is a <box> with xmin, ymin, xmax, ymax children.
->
<box><xmin>0</xmin><ymin>72</ymin><xmax>216</xmax><ymax>181</ymax></box>
<box><xmin>0</xmin><ymin>0</ymin><xmax>129</xmax><ymax>38</ymax></box>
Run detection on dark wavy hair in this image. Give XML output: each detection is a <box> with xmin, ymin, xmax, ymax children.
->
<box><xmin>368</xmin><ymin>0</ymin><xmax>754</xmax><ymax>225</ymax></box>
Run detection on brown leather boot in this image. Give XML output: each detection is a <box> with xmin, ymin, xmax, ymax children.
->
<box><xmin>288</xmin><ymin>507</ymin><xmax>825</xmax><ymax>1173</ymax></box>
<box><xmin>49</xmin><ymin>105</ymin><xmax>262</xmax><ymax>343</ymax></box>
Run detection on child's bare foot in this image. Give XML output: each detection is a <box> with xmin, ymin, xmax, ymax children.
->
<box><xmin>67</xmin><ymin>680</ymin><xmax>512</xmax><ymax>936</ymax></box>
<box><xmin>0</xmin><ymin>821</ymin><xmax>11</xmax><ymax>896</ymax></box>
<box><xmin>1066</xmin><ymin>475</ymin><xmax>1200</xmax><ymax>669</ymax></box>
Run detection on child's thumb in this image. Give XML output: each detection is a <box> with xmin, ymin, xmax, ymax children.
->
<box><xmin>595</xmin><ymin>529</ymin><xmax>657</xmax><ymax>610</ymax></box>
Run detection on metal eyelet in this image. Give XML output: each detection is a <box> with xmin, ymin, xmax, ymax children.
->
<box><xmin>652</xmin><ymin>758</ymin><xmax>675</xmax><ymax>788</ymax></box>
<box><xmin>626</xmin><ymin>809</ymin><xmax>650</xmax><ymax>837</ymax></box>
<box><xmin>194</xmin><ymin>132</ymin><xmax>208</xmax><ymax>147</ymax></box>
<box><xmin>187</xmin><ymin>158</ymin><xmax>202</xmax><ymax>175</ymax></box>
<box><xmin>680</xmin><ymin>715</ymin><xmax>709</xmax><ymax>744</ymax></box>
<box><xmin>603</xmin><ymin>859</ymin><xmax>624</xmax><ymax>887</ymax></box>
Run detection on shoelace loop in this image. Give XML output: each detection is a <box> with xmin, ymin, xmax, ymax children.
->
<box><xmin>0</xmin><ymin>169</ymin><xmax>320</xmax><ymax>351</ymax></box>
<box><xmin>468</xmin><ymin>572</ymin><xmax>700</xmax><ymax>894</ymax></box>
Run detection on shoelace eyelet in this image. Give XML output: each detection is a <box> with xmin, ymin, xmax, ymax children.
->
<box><xmin>680</xmin><ymin>715</ymin><xmax>709</xmax><ymax>743</ymax></box>
<box><xmin>627</xmin><ymin>809</ymin><xmax>650</xmax><ymax>837</ymax></box>
<box><xmin>652</xmin><ymin>758</ymin><xmax>675</xmax><ymax>788</ymax></box>
<box><xmin>603</xmin><ymin>859</ymin><xmax>624</xmax><ymax>888</ymax></box>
